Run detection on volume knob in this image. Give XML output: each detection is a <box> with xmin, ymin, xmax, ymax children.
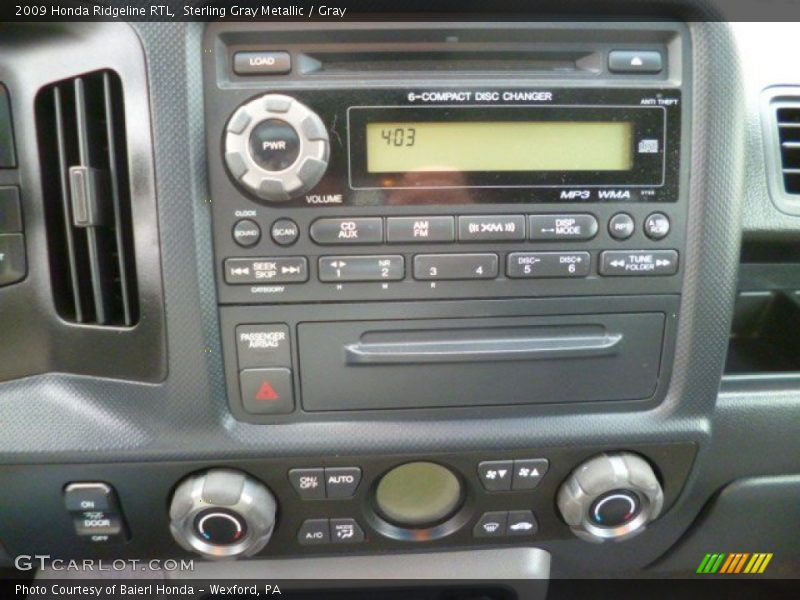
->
<box><xmin>224</xmin><ymin>93</ymin><xmax>330</xmax><ymax>203</ymax></box>
<box><xmin>169</xmin><ymin>468</ymin><xmax>277</xmax><ymax>559</ymax></box>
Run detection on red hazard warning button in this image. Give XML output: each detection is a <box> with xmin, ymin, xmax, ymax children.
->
<box><xmin>255</xmin><ymin>381</ymin><xmax>279</xmax><ymax>401</ymax></box>
<box><xmin>240</xmin><ymin>368</ymin><xmax>294</xmax><ymax>415</ymax></box>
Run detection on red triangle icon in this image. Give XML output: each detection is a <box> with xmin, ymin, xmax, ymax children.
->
<box><xmin>255</xmin><ymin>381</ymin><xmax>279</xmax><ymax>401</ymax></box>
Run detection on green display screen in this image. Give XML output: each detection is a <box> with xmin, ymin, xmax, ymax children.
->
<box><xmin>366</xmin><ymin>121</ymin><xmax>634</xmax><ymax>173</ymax></box>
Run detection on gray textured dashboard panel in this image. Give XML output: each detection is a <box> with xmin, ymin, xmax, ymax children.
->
<box><xmin>0</xmin><ymin>18</ymin><xmax>794</xmax><ymax>576</ymax></box>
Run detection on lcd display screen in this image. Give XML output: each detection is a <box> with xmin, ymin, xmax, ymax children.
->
<box><xmin>366</xmin><ymin>121</ymin><xmax>634</xmax><ymax>173</ymax></box>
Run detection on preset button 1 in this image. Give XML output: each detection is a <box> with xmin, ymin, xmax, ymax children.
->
<box><xmin>319</xmin><ymin>255</ymin><xmax>404</xmax><ymax>282</ymax></box>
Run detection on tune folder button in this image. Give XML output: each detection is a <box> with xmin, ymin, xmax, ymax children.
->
<box><xmin>600</xmin><ymin>250</ymin><xmax>678</xmax><ymax>276</ymax></box>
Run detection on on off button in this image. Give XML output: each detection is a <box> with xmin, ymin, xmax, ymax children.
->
<box><xmin>248</xmin><ymin>119</ymin><xmax>300</xmax><ymax>172</ymax></box>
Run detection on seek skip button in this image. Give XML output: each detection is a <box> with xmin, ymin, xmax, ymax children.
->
<box><xmin>325</xmin><ymin>467</ymin><xmax>361</xmax><ymax>499</ymax></box>
<box><xmin>236</xmin><ymin>323</ymin><xmax>291</xmax><ymax>368</ymax></box>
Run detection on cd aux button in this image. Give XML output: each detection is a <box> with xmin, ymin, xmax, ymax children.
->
<box><xmin>310</xmin><ymin>218</ymin><xmax>383</xmax><ymax>244</ymax></box>
<box><xmin>529</xmin><ymin>214</ymin><xmax>598</xmax><ymax>241</ymax></box>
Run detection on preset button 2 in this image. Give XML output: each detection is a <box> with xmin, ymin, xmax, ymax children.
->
<box><xmin>414</xmin><ymin>254</ymin><xmax>498</xmax><ymax>280</ymax></box>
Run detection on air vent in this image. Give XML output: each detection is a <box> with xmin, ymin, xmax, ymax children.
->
<box><xmin>35</xmin><ymin>70</ymin><xmax>139</xmax><ymax>326</ymax></box>
<box><xmin>776</xmin><ymin>105</ymin><xmax>800</xmax><ymax>194</ymax></box>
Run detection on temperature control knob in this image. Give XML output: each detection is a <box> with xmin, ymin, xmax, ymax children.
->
<box><xmin>556</xmin><ymin>452</ymin><xmax>663</xmax><ymax>543</ymax></box>
<box><xmin>169</xmin><ymin>468</ymin><xmax>277</xmax><ymax>559</ymax></box>
<box><xmin>224</xmin><ymin>93</ymin><xmax>329</xmax><ymax>203</ymax></box>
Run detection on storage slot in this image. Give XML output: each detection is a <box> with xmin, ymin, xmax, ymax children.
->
<box><xmin>298</xmin><ymin>313</ymin><xmax>665</xmax><ymax>412</ymax></box>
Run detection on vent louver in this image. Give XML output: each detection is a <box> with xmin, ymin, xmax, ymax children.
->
<box><xmin>776</xmin><ymin>106</ymin><xmax>800</xmax><ymax>195</ymax></box>
<box><xmin>36</xmin><ymin>70</ymin><xmax>139</xmax><ymax>326</ymax></box>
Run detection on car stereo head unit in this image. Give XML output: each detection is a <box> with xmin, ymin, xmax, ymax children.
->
<box><xmin>222</xmin><ymin>87</ymin><xmax>680</xmax><ymax>206</ymax></box>
<box><xmin>205</xmin><ymin>21</ymin><xmax>690</xmax><ymax>422</ymax></box>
